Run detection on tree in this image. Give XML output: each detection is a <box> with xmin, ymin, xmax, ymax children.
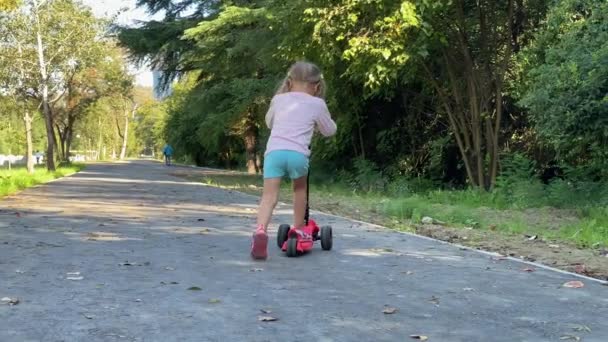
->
<box><xmin>300</xmin><ymin>0</ymin><xmax>549</xmax><ymax>189</ymax></box>
<box><xmin>520</xmin><ymin>0</ymin><xmax>608</xmax><ymax>178</ymax></box>
<box><xmin>0</xmin><ymin>4</ymin><xmax>44</xmax><ymax>173</ymax></box>
<box><xmin>118</xmin><ymin>0</ymin><xmax>571</xmax><ymax>190</ymax></box>
<box><xmin>121</xmin><ymin>2</ymin><xmax>282</xmax><ymax>173</ymax></box>
<box><xmin>1</xmin><ymin>0</ymin><xmax>137</xmax><ymax>168</ymax></box>
<box><xmin>132</xmin><ymin>87</ymin><xmax>164</xmax><ymax>156</ymax></box>
<box><xmin>2</xmin><ymin>0</ymin><xmax>105</xmax><ymax>170</ymax></box>
<box><xmin>53</xmin><ymin>44</ymin><xmax>134</xmax><ymax>162</ymax></box>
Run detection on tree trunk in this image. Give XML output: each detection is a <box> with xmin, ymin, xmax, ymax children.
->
<box><xmin>16</xmin><ymin>39</ymin><xmax>34</xmax><ymax>173</ymax></box>
<box><xmin>119</xmin><ymin>103</ymin><xmax>135</xmax><ymax>160</ymax></box>
<box><xmin>35</xmin><ymin>8</ymin><xmax>55</xmax><ymax>171</ymax></box>
<box><xmin>244</xmin><ymin>133</ymin><xmax>257</xmax><ymax>174</ymax></box>
<box><xmin>243</xmin><ymin>111</ymin><xmax>258</xmax><ymax>174</ymax></box>
<box><xmin>65</xmin><ymin>125</ymin><xmax>74</xmax><ymax>163</ymax></box>
<box><xmin>24</xmin><ymin>112</ymin><xmax>34</xmax><ymax>174</ymax></box>
<box><xmin>255</xmin><ymin>153</ymin><xmax>262</xmax><ymax>173</ymax></box>
<box><xmin>97</xmin><ymin>117</ymin><xmax>103</xmax><ymax>160</ymax></box>
<box><xmin>489</xmin><ymin>0</ymin><xmax>515</xmax><ymax>189</ymax></box>
<box><xmin>56</xmin><ymin>124</ymin><xmax>67</xmax><ymax>162</ymax></box>
<box><xmin>357</xmin><ymin>114</ymin><xmax>366</xmax><ymax>159</ymax></box>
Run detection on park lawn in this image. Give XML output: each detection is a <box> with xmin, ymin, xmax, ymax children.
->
<box><xmin>0</xmin><ymin>164</ymin><xmax>85</xmax><ymax>198</ymax></box>
<box><xmin>172</xmin><ymin>168</ymin><xmax>608</xmax><ymax>280</ymax></box>
<box><xmin>188</xmin><ymin>171</ymin><xmax>607</xmax><ymax>249</ymax></box>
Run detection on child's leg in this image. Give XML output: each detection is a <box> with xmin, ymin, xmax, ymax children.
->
<box><xmin>256</xmin><ymin>178</ymin><xmax>282</xmax><ymax>230</ymax></box>
<box><xmin>292</xmin><ymin>176</ymin><xmax>307</xmax><ymax>228</ymax></box>
<box><xmin>252</xmin><ymin>177</ymin><xmax>281</xmax><ymax>260</ymax></box>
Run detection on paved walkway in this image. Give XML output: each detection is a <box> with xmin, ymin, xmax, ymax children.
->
<box><xmin>1</xmin><ymin>161</ymin><xmax>606</xmax><ymax>341</ymax></box>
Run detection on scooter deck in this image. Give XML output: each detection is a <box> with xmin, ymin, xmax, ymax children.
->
<box><xmin>281</xmin><ymin>219</ymin><xmax>320</xmax><ymax>253</ymax></box>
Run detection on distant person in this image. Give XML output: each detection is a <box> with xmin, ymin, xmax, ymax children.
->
<box><xmin>35</xmin><ymin>151</ymin><xmax>43</xmax><ymax>165</ymax></box>
<box><xmin>162</xmin><ymin>144</ymin><xmax>174</xmax><ymax>166</ymax></box>
<box><xmin>250</xmin><ymin>61</ymin><xmax>337</xmax><ymax>260</ymax></box>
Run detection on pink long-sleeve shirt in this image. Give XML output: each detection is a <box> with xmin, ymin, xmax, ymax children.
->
<box><xmin>265</xmin><ymin>92</ymin><xmax>337</xmax><ymax>157</ymax></box>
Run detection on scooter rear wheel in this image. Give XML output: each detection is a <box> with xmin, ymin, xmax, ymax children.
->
<box><xmin>321</xmin><ymin>226</ymin><xmax>332</xmax><ymax>251</ymax></box>
<box><xmin>286</xmin><ymin>237</ymin><xmax>298</xmax><ymax>257</ymax></box>
<box><xmin>277</xmin><ymin>224</ymin><xmax>290</xmax><ymax>248</ymax></box>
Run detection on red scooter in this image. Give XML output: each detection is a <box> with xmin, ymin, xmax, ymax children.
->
<box><xmin>276</xmin><ymin>171</ymin><xmax>333</xmax><ymax>257</ymax></box>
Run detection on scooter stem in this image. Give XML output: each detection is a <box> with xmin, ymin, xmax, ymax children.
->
<box><xmin>304</xmin><ymin>168</ymin><xmax>310</xmax><ymax>226</ymax></box>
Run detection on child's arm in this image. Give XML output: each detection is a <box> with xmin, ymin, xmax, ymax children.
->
<box><xmin>316</xmin><ymin>102</ymin><xmax>337</xmax><ymax>137</ymax></box>
<box><xmin>265</xmin><ymin>99</ymin><xmax>275</xmax><ymax>129</ymax></box>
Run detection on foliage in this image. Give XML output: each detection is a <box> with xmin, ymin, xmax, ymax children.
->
<box><xmin>119</xmin><ymin>0</ymin><xmax>606</xmax><ymax>200</ymax></box>
<box><xmin>133</xmin><ymin>91</ymin><xmax>166</xmax><ymax>156</ymax></box>
<box><xmin>0</xmin><ymin>0</ymin><xmax>19</xmax><ymax>11</ymax></box>
<box><xmin>520</xmin><ymin>0</ymin><xmax>608</xmax><ymax>178</ymax></box>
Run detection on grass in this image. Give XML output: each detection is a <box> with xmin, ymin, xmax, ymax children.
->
<box><xmin>0</xmin><ymin>164</ymin><xmax>85</xmax><ymax>197</ymax></box>
<box><xmin>193</xmin><ymin>171</ymin><xmax>608</xmax><ymax>250</ymax></box>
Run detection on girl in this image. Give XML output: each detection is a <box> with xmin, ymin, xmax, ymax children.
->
<box><xmin>251</xmin><ymin>61</ymin><xmax>337</xmax><ymax>260</ymax></box>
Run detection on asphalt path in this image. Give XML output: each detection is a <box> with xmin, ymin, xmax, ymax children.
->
<box><xmin>1</xmin><ymin>161</ymin><xmax>606</xmax><ymax>342</ymax></box>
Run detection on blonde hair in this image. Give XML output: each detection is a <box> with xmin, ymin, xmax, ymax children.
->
<box><xmin>276</xmin><ymin>61</ymin><xmax>326</xmax><ymax>98</ymax></box>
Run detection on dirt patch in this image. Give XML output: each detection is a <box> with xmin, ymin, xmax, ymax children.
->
<box><xmin>173</xmin><ymin>166</ymin><xmax>608</xmax><ymax>281</ymax></box>
<box><xmin>415</xmin><ymin>224</ymin><xmax>608</xmax><ymax>280</ymax></box>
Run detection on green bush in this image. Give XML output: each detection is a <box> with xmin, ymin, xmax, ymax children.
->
<box><xmin>346</xmin><ymin>158</ymin><xmax>386</xmax><ymax>193</ymax></box>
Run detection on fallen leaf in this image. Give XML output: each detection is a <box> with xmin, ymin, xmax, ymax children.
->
<box><xmin>258</xmin><ymin>316</ymin><xmax>278</xmax><ymax>322</ymax></box>
<box><xmin>188</xmin><ymin>286</ymin><xmax>202</xmax><ymax>291</ymax></box>
<box><xmin>563</xmin><ymin>281</ymin><xmax>584</xmax><ymax>289</ymax></box>
<box><xmin>572</xmin><ymin>325</ymin><xmax>591</xmax><ymax>333</ymax></box>
<box><xmin>67</xmin><ymin>276</ymin><xmax>84</xmax><ymax>280</ymax></box>
<box><xmin>383</xmin><ymin>306</ymin><xmax>398</xmax><ymax>314</ymax></box>
<box><xmin>119</xmin><ymin>262</ymin><xmax>138</xmax><ymax>266</ymax></box>
<box><xmin>524</xmin><ymin>256</ymin><xmax>537</xmax><ymax>262</ymax></box>
<box><xmin>410</xmin><ymin>335</ymin><xmax>429</xmax><ymax>341</ymax></box>
<box><xmin>1</xmin><ymin>297</ymin><xmax>19</xmax><ymax>305</ymax></box>
<box><xmin>491</xmin><ymin>256</ymin><xmax>507</xmax><ymax>261</ymax></box>
<box><xmin>523</xmin><ymin>268</ymin><xmax>535</xmax><ymax>272</ymax></box>
<box><xmin>208</xmin><ymin>298</ymin><xmax>221</xmax><ymax>304</ymax></box>
<box><xmin>573</xmin><ymin>264</ymin><xmax>586</xmax><ymax>274</ymax></box>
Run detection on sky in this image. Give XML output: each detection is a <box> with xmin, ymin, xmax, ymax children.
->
<box><xmin>82</xmin><ymin>0</ymin><xmax>161</xmax><ymax>87</ymax></box>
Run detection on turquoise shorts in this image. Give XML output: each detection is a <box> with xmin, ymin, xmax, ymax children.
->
<box><xmin>263</xmin><ymin>150</ymin><xmax>309</xmax><ymax>179</ymax></box>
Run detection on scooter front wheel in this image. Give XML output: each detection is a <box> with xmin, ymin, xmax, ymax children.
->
<box><xmin>321</xmin><ymin>226</ymin><xmax>333</xmax><ymax>251</ymax></box>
